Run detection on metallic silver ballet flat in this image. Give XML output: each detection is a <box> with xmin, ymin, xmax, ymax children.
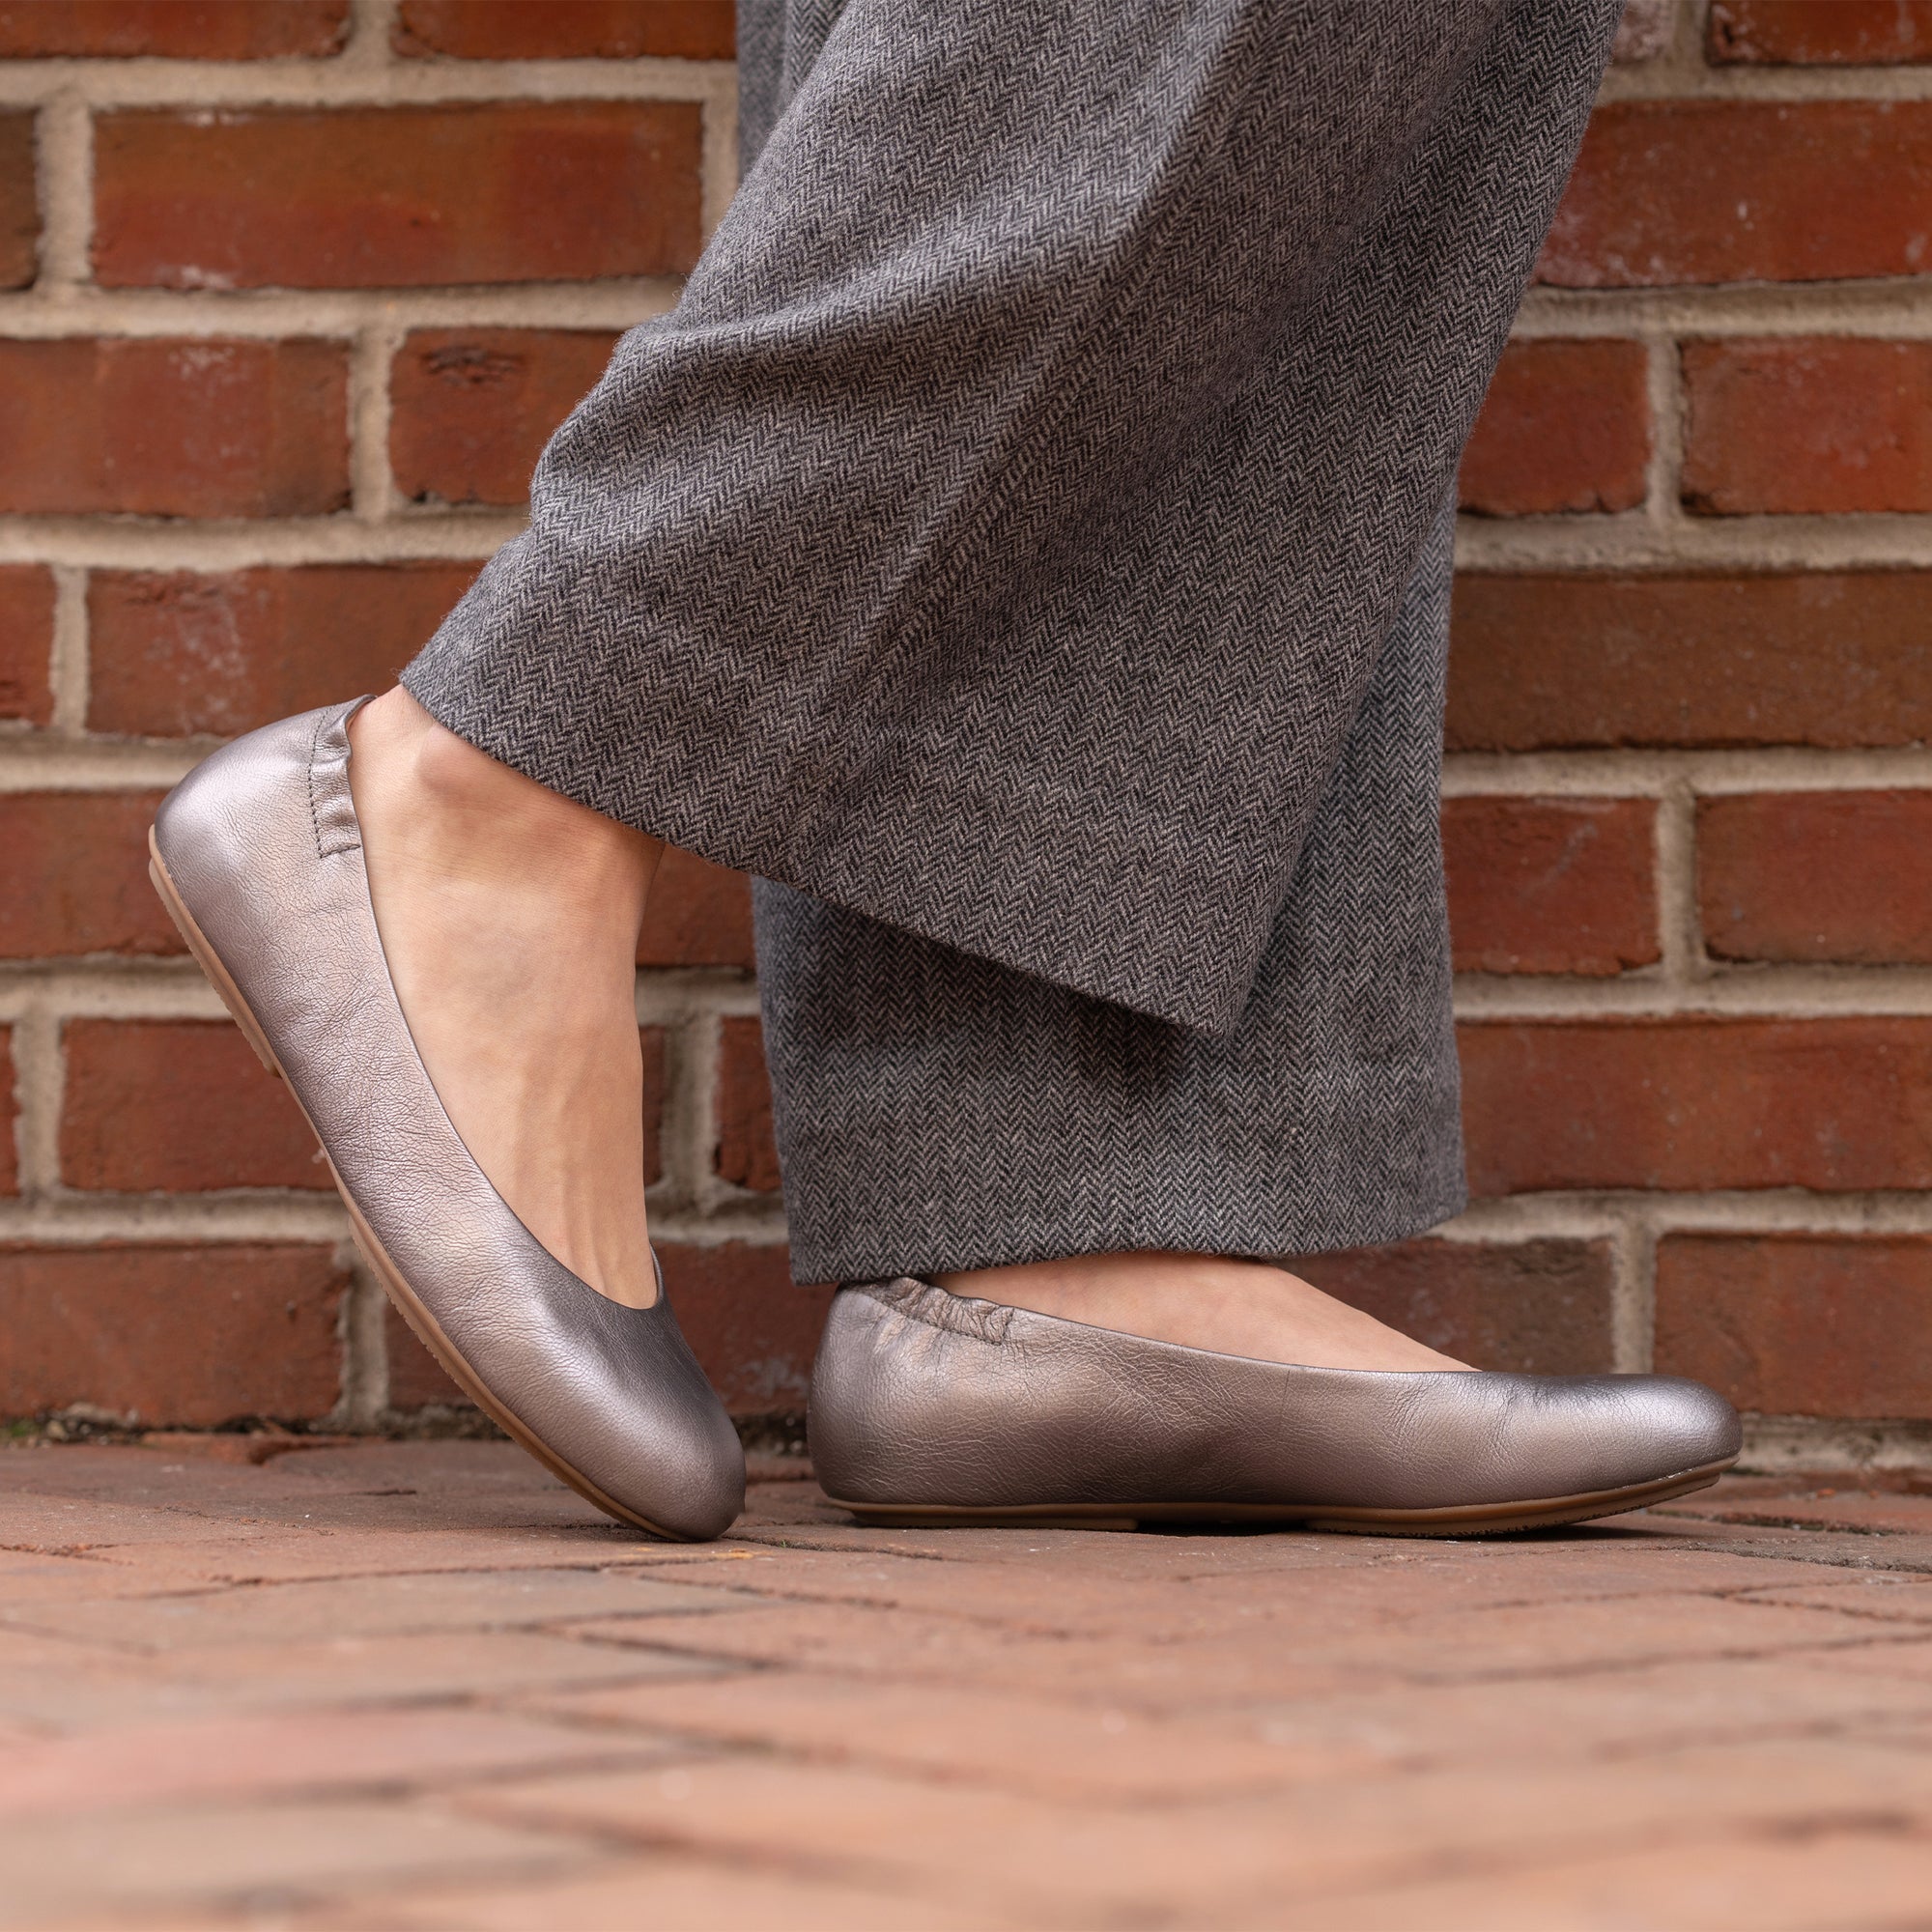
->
<box><xmin>809</xmin><ymin>1279</ymin><xmax>1741</xmax><ymax>1535</ymax></box>
<box><xmin>149</xmin><ymin>699</ymin><xmax>745</xmax><ymax>1541</ymax></box>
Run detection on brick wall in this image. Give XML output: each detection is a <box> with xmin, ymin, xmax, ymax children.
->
<box><xmin>3</xmin><ymin>0</ymin><xmax>1927</xmax><ymax>1468</ymax></box>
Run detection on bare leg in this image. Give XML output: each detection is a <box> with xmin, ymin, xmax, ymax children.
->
<box><xmin>348</xmin><ymin>688</ymin><xmax>664</xmax><ymax>1309</ymax></box>
<box><xmin>937</xmin><ymin>1254</ymin><xmax>1472</xmax><ymax>1372</ymax></box>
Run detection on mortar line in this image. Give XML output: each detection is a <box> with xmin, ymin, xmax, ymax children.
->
<box><xmin>345</xmin><ymin>0</ymin><xmax>399</xmax><ymax>73</ymax></box>
<box><xmin>1442</xmin><ymin>748</ymin><xmax>1932</xmax><ymax>798</ymax></box>
<box><xmin>1444</xmin><ymin>1190</ymin><xmax>1932</xmax><ymax>1236</ymax></box>
<box><xmin>0</xmin><ymin>56</ymin><xmax>738</xmax><ymax>110</ymax></box>
<box><xmin>349</xmin><ymin>316</ymin><xmax>402</xmax><ymax>521</ymax></box>
<box><xmin>1610</xmin><ymin>1214</ymin><xmax>1656</xmax><ymax>1374</ymax></box>
<box><xmin>0</xmin><ymin>281</ymin><xmax>683</xmax><ymax>336</ymax></box>
<box><xmin>1514</xmin><ymin>283</ymin><xmax>1932</xmax><ymax>336</ymax></box>
<box><xmin>1652</xmin><ymin>778</ymin><xmax>1703</xmax><ymax>986</ymax></box>
<box><xmin>33</xmin><ymin>89</ymin><xmax>90</xmax><ymax>292</ymax></box>
<box><xmin>9</xmin><ymin>1004</ymin><xmax>65</xmax><ymax>1197</ymax></box>
<box><xmin>45</xmin><ymin>564</ymin><xmax>89</xmax><ymax>735</ymax></box>
<box><xmin>334</xmin><ymin>1242</ymin><xmax>390</xmax><ymax>1428</ymax></box>
<box><xmin>1641</xmin><ymin>325</ymin><xmax>1683</xmax><ymax>540</ymax></box>
<box><xmin>1456</xmin><ymin>513</ymin><xmax>1932</xmax><ymax>571</ymax></box>
<box><xmin>669</xmin><ymin>1009</ymin><xmax>724</xmax><ymax>1215</ymax></box>
<box><xmin>1452</xmin><ymin>971</ymin><xmax>1932</xmax><ymax>1017</ymax></box>
<box><xmin>696</xmin><ymin>55</ymin><xmax>738</xmax><ymax>240</ymax></box>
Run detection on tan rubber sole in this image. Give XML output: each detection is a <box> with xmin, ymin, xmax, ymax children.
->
<box><xmin>829</xmin><ymin>1458</ymin><xmax>1736</xmax><ymax>1537</ymax></box>
<box><xmin>147</xmin><ymin>827</ymin><xmax>688</xmax><ymax>1542</ymax></box>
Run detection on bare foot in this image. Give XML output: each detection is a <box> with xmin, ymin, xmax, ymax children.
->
<box><xmin>937</xmin><ymin>1252</ymin><xmax>1472</xmax><ymax>1372</ymax></box>
<box><xmin>348</xmin><ymin>688</ymin><xmax>664</xmax><ymax>1308</ymax></box>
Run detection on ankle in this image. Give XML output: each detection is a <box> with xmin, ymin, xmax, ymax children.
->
<box><xmin>353</xmin><ymin>689</ymin><xmax>661</xmax><ymax>912</ymax></box>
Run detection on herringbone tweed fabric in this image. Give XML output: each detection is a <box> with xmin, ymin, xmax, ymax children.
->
<box><xmin>404</xmin><ymin>0</ymin><xmax>1622</xmax><ymax>1037</ymax></box>
<box><xmin>759</xmin><ymin>498</ymin><xmax>1465</xmax><ymax>1281</ymax></box>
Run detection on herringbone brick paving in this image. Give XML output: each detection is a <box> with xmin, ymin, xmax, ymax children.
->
<box><xmin>6</xmin><ymin>1440</ymin><xmax>1932</xmax><ymax>1929</ymax></box>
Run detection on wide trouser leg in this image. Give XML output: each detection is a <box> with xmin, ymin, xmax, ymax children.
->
<box><xmin>404</xmin><ymin>0</ymin><xmax>1624</xmax><ymax>1034</ymax></box>
<box><xmin>757</xmin><ymin>501</ymin><xmax>1463</xmax><ymax>1285</ymax></box>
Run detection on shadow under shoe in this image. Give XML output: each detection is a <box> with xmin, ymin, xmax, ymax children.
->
<box><xmin>150</xmin><ymin>699</ymin><xmax>745</xmax><ymax>1541</ymax></box>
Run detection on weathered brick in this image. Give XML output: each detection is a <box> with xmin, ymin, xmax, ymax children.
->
<box><xmin>1656</xmin><ymin>1235</ymin><xmax>1932</xmax><ymax>1418</ymax></box>
<box><xmin>0</xmin><ymin>338</ymin><xmax>349</xmax><ymax>518</ymax></box>
<box><xmin>1449</xmin><ymin>573</ymin><xmax>1932</xmax><ymax>752</ymax></box>
<box><xmin>0</xmin><ymin>110</ymin><xmax>35</xmax><ymax>288</ymax></box>
<box><xmin>1709</xmin><ymin>1</ymin><xmax>1932</xmax><ymax>63</ymax></box>
<box><xmin>1462</xmin><ymin>1019</ymin><xmax>1932</xmax><ymax>1194</ymax></box>
<box><xmin>0</xmin><ymin>2</ymin><xmax>349</xmax><ymax>57</ymax></box>
<box><xmin>59</xmin><ymin>1020</ymin><xmax>325</xmax><ymax>1193</ymax></box>
<box><xmin>1682</xmin><ymin>338</ymin><xmax>1932</xmax><ymax>516</ymax></box>
<box><xmin>1543</xmin><ymin>102</ymin><xmax>1932</xmax><ymax>287</ymax></box>
<box><xmin>88</xmin><ymin>564</ymin><xmax>478</xmax><ymax>739</ymax></box>
<box><xmin>0</xmin><ymin>793</ymin><xmax>181</xmax><ymax>959</ymax></box>
<box><xmin>657</xmin><ymin>1242</ymin><xmax>829</xmax><ymax>1415</ymax></box>
<box><xmin>95</xmin><ymin>104</ymin><xmax>703</xmax><ymax>290</ymax></box>
<box><xmin>637</xmin><ymin>849</ymin><xmax>754</xmax><ymax>968</ymax></box>
<box><xmin>394</xmin><ymin>0</ymin><xmax>733</xmax><ymax>60</ymax></box>
<box><xmin>0</xmin><ymin>564</ymin><xmax>55</xmax><ymax>725</ymax></box>
<box><xmin>715</xmin><ymin>1017</ymin><xmax>780</xmax><ymax>1194</ymax></box>
<box><xmin>1459</xmin><ymin>339</ymin><xmax>1649</xmax><ymax>516</ymax></box>
<box><xmin>1442</xmin><ymin>797</ymin><xmax>1658</xmax><ymax>976</ymax></box>
<box><xmin>0</xmin><ymin>1244</ymin><xmax>348</xmax><ymax>1426</ymax></box>
<box><xmin>0</xmin><ymin>1029</ymin><xmax>16</xmax><ymax>1196</ymax></box>
<box><xmin>1295</xmin><ymin>1238</ymin><xmax>1616</xmax><ymax>1376</ymax></box>
<box><xmin>1699</xmin><ymin>791</ymin><xmax>1932</xmax><ymax>965</ymax></box>
<box><xmin>390</xmin><ymin>328</ymin><xmax>619</xmax><ymax>507</ymax></box>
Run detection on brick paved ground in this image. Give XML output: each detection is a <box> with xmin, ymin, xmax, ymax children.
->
<box><xmin>5</xmin><ymin>1444</ymin><xmax>1932</xmax><ymax>1928</ymax></box>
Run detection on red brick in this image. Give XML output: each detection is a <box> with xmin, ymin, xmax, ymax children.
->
<box><xmin>0</xmin><ymin>2</ymin><xmax>348</xmax><ymax>57</ymax></box>
<box><xmin>59</xmin><ymin>1020</ymin><xmax>325</xmax><ymax>1193</ymax></box>
<box><xmin>657</xmin><ymin>1242</ymin><xmax>829</xmax><ymax>1415</ymax></box>
<box><xmin>0</xmin><ymin>1029</ymin><xmax>16</xmax><ymax>1196</ymax></box>
<box><xmin>0</xmin><ymin>792</ymin><xmax>182</xmax><ymax>959</ymax></box>
<box><xmin>88</xmin><ymin>564</ymin><xmax>479</xmax><ymax>739</ymax></box>
<box><xmin>1682</xmin><ymin>339</ymin><xmax>1932</xmax><ymax>516</ymax></box>
<box><xmin>395</xmin><ymin>0</ymin><xmax>733</xmax><ymax>60</ymax></box>
<box><xmin>1295</xmin><ymin>1238</ymin><xmax>1616</xmax><ymax>1375</ymax></box>
<box><xmin>1449</xmin><ymin>572</ymin><xmax>1932</xmax><ymax>752</ymax></box>
<box><xmin>1443</xmin><ymin>797</ymin><xmax>1658</xmax><ymax>976</ymax></box>
<box><xmin>95</xmin><ymin>104</ymin><xmax>702</xmax><ymax>290</ymax></box>
<box><xmin>1656</xmin><ymin>1235</ymin><xmax>1932</xmax><ymax>1418</ymax></box>
<box><xmin>1542</xmin><ymin>102</ymin><xmax>1932</xmax><ymax>287</ymax></box>
<box><xmin>1699</xmin><ymin>791</ymin><xmax>1932</xmax><ymax>965</ymax></box>
<box><xmin>1459</xmin><ymin>339</ymin><xmax>1650</xmax><ymax>516</ymax></box>
<box><xmin>0</xmin><ymin>564</ymin><xmax>55</xmax><ymax>725</ymax></box>
<box><xmin>390</xmin><ymin>328</ymin><xmax>618</xmax><ymax>507</ymax></box>
<box><xmin>1709</xmin><ymin>1</ymin><xmax>1932</xmax><ymax>63</ymax></box>
<box><xmin>638</xmin><ymin>848</ymin><xmax>754</xmax><ymax>968</ymax></box>
<box><xmin>0</xmin><ymin>1243</ymin><xmax>347</xmax><ymax>1426</ymax></box>
<box><xmin>1</xmin><ymin>111</ymin><xmax>35</xmax><ymax>288</ymax></box>
<box><xmin>1462</xmin><ymin>1019</ymin><xmax>1932</xmax><ymax>1194</ymax></box>
<box><xmin>715</xmin><ymin>1016</ymin><xmax>779</xmax><ymax>1194</ymax></box>
<box><xmin>0</xmin><ymin>338</ymin><xmax>348</xmax><ymax>518</ymax></box>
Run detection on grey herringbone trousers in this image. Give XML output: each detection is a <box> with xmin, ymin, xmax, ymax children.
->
<box><xmin>404</xmin><ymin>0</ymin><xmax>1623</xmax><ymax>1282</ymax></box>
